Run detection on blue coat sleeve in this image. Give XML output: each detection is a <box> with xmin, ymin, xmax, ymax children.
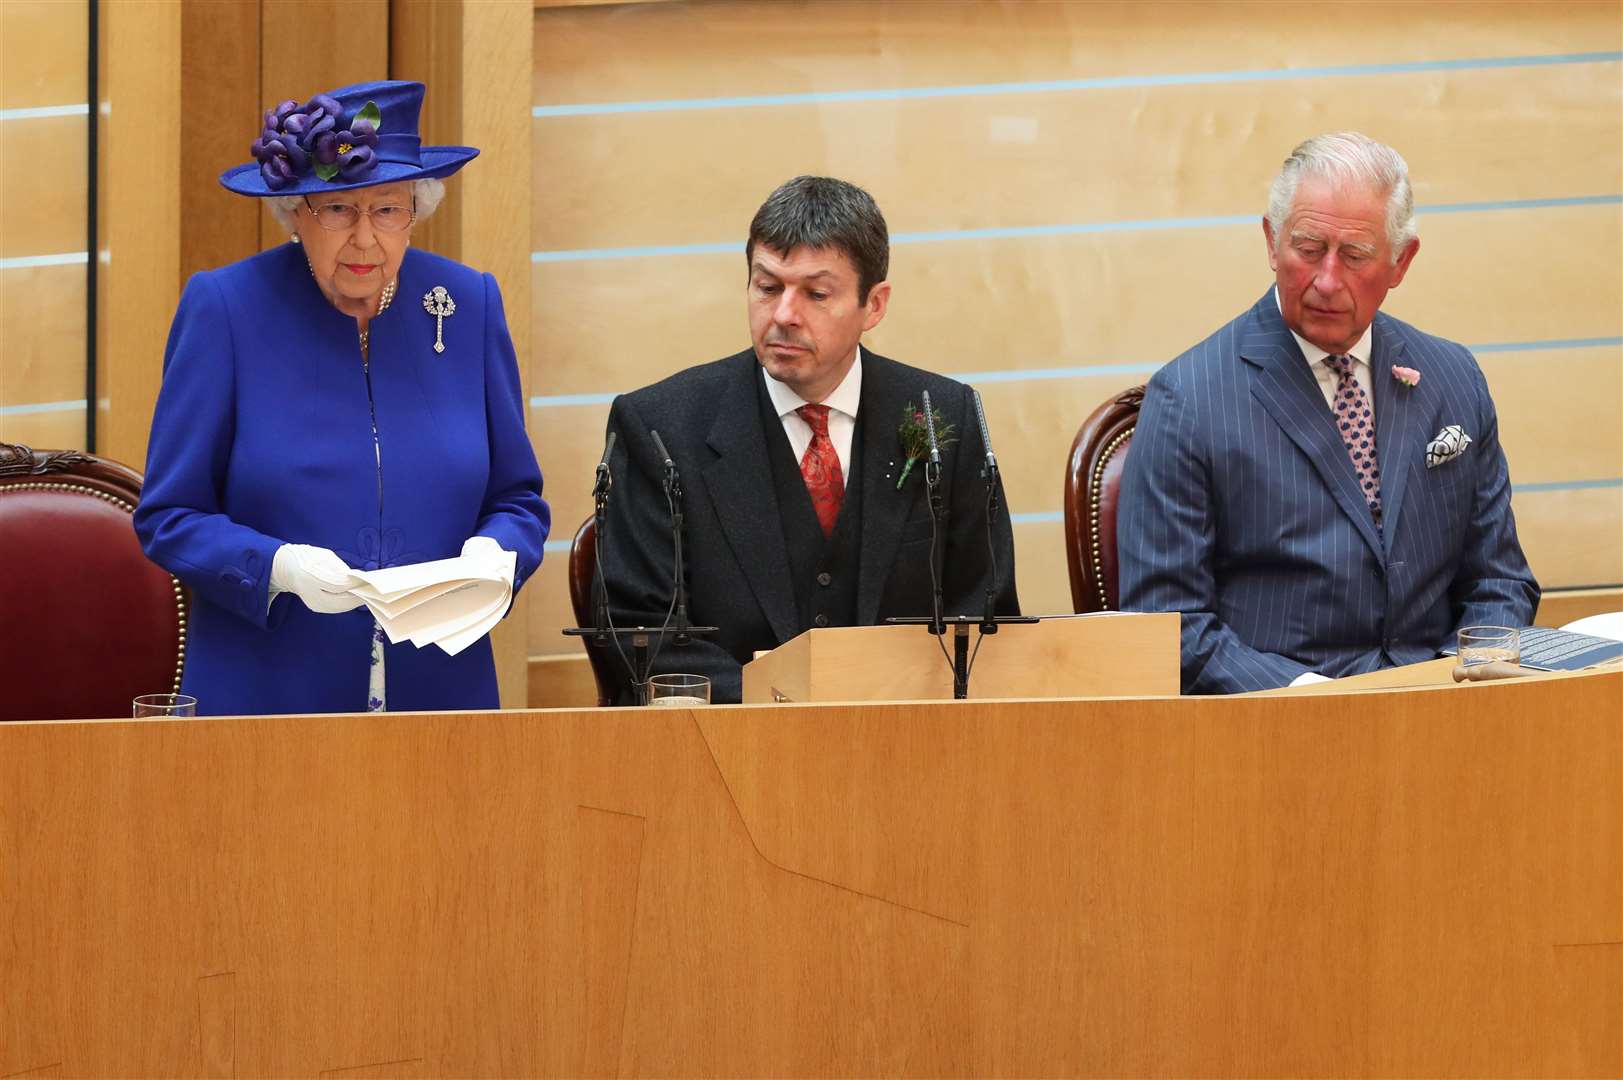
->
<box><xmin>468</xmin><ymin>271</ymin><xmax>549</xmax><ymax>594</ymax></box>
<box><xmin>1117</xmin><ymin>372</ymin><xmax>1315</xmax><ymax>693</ymax></box>
<box><xmin>133</xmin><ymin>272</ymin><xmax>285</xmax><ymax>627</ymax></box>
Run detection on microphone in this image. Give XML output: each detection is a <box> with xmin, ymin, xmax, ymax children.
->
<box><xmin>648</xmin><ymin>429</ymin><xmax>691</xmax><ymax>643</ymax></box>
<box><xmin>593</xmin><ymin>430</ymin><xmax>617</xmax><ymax>499</ymax></box>
<box><xmin>922</xmin><ymin>389</ymin><xmax>941</xmax><ymax>465</ymax></box>
<box><xmin>971</xmin><ymin>388</ymin><xmax>996</xmax><ymax>479</ymax></box>
<box><xmin>649</xmin><ymin>428</ymin><xmax>674</xmax><ymax>472</ymax></box>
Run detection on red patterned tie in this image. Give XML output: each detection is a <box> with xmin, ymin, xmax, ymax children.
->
<box><xmin>1325</xmin><ymin>354</ymin><xmax>1381</xmax><ymax>523</ymax></box>
<box><xmin>796</xmin><ymin>403</ymin><xmax>845</xmax><ymax>537</ymax></box>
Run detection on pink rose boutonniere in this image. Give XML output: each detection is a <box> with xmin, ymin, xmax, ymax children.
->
<box><xmin>1391</xmin><ymin>364</ymin><xmax>1420</xmax><ymax>388</ymax></box>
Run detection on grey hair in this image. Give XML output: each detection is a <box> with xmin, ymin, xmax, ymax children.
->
<box><xmin>746</xmin><ymin>175</ymin><xmax>889</xmax><ymax>302</ymax></box>
<box><xmin>1266</xmin><ymin>132</ymin><xmax>1417</xmax><ymax>260</ymax></box>
<box><xmin>264</xmin><ymin>177</ymin><xmax>447</xmax><ymax>234</ymax></box>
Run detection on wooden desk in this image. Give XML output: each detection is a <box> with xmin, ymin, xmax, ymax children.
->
<box><xmin>3</xmin><ymin>670</ymin><xmax>1619</xmax><ymax>1077</ymax></box>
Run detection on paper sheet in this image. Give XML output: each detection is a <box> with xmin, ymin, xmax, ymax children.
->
<box><xmin>345</xmin><ymin>551</ymin><xmax>516</xmax><ymax>657</ymax></box>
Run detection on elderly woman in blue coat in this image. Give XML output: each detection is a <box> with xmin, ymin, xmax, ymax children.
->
<box><xmin>135</xmin><ymin>81</ymin><xmax>549</xmax><ymax>715</ymax></box>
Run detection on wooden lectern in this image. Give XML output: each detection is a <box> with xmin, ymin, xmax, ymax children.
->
<box><xmin>742</xmin><ymin>612</ymin><xmax>1179</xmax><ymax>702</ymax></box>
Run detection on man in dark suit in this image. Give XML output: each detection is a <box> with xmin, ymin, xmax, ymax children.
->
<box><xmin>1118</xmin><ymin>132</ymin><xmax>1538</xmax><ymax>694</ymax></box>
<box><xmin>598</xmin><ymin>176</ymin><xmax>1019</xmax><ymax>703</ymax></box>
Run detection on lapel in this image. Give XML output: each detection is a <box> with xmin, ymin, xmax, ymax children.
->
<box><xmin>854</xmin><ymin>351</ymin><xmax>925</xmax><ymax>625</ymax></box>
<box><xmin>700</xmin><ymin>355</ymin><xmax>799</xmax><ymax>644</ymax></box>
<box><xmin>1369</xmin><ymin>317</ymin><xmax>1421</xmax><ymax>548</ymax></box>
<box><xmin>1240</xmin><ymin>291</ymin><xmax>1385</xmax><ymax>563</ymax></box>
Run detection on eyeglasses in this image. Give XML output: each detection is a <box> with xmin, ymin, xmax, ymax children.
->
<box><xmin>302</xmin><ymin>197</ymin><xmax>416</xmax><ymax>233</ymax></box>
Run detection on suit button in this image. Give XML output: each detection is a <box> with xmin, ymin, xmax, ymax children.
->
<box><xmin>814</xmin><ymin>614</ymin><xmax>830</xmax><ymax>627</ymax></box>
<box><xmin>817</xmin><ymin>572</ymin><xmax>832</xmax><ymax>587</ymax></box>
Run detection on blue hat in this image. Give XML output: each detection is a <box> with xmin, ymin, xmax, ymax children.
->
<box><xmin>219</xmin><ymin>80</ymin><xmax>478</xmax><ymax>197</ymax></box>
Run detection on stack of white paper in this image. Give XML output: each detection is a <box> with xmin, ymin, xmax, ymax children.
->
<box><xmin>345</xmin><ymin>551</ymin><xmax>517</xmax><ymax>657</ymax></box>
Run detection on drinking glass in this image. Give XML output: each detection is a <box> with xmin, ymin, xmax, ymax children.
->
<box><xmin>1456</xmin><ymin>626</ymin><xmax>1520</xmax><ymax>669</ymax></box>
<box><xmin>133</xmin><ymin>693</ymin><xmax>198</xmax><ymax>718</ymax></box>
<box><xmin>646</xmin><ymin>674</ymin><xmax>710</xmax><ymax>707</ymax></box>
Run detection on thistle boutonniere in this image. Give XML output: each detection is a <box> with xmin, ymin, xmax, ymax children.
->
<box><xmin>1391</xmin><ymin>364</ymin><xmax>1420</xmax><ymax>388</ymax></box>
<box><xmin>896</xmin><ymin>402</ymin><xmax>956</xmax><ymax>490</ymax></box>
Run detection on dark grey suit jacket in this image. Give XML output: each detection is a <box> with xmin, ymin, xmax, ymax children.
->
<box><xmin>597</xmin><ymin>348</ymin><xmax>1019</xmax><ymax>703</ymax></box>
<box><xmin>1118</xmin><ymin>289</ymin><xmax>1539</xmax><ymax>694</ymax></box>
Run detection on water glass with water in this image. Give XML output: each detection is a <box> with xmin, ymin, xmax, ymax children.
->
<box><xmin>1456</xmin><ymin>626</ymin><xmax>1520</xmax><ymax>669</ymax></box>
<box><xmin>133</xmin><ymin>693</ymin><xmax>198</xmax><ymax>718</ymax></box>
<box><xmin>646</xmin><ymin>674</ymin><xmax>710</xmax><ymax>707</ymax></box>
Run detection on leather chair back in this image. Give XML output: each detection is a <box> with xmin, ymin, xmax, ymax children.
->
<box><xmin>0</xmin><ymin>443</ymin><xmax>188</xmax><ymax>720</ymax></box>
<box><xmin>1063</xmin><ymin>385</ymin><xmax>1146</xmax><ymax>613</ymax></box>
<box><xmin>568</xmin><ymin>515</ymin><xmax>617</xmax><ymax>706</ymax></box>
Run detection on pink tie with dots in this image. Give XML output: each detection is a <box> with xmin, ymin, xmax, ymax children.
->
<box><xmin>1324</xmin><ymin>354</ymin><xmax>1381</xmax><ymax>523</ymax></box>
<box><xmin>796</xmin><ymin>404</ymin><xmax>845</xmax><ymax>537</ymax></box>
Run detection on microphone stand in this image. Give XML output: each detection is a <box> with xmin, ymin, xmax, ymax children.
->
<box><xmin>922</xmin><ymin>390</ymin><xmax>947</xmax><ymax>638</ymax></box>
<box><xmin>564</xmin><ymin>429</ymin><xmax>716</xmax><ymax>705</ymax></box>
<box><xmin>654</xmin><ymin>429</ymin><xmax>693</xmax><ymax>647</ymax></box>
<box><xmin>887</xmin><ymin>387</ymin><xmax>1036</xmax><ymax>700</ymax></box>
<box><xmin>973</xmin><ymin>387</ymin><xmax>1003</xmax><ymax>637</ymax></box>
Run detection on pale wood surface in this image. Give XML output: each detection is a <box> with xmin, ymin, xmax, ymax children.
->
<box><xmin>1537</xmin><ymin>586</ymin><xmax>1623</xmax><ymax>629</ymax></box>
<box><xmin>2</xmin><ymin>669</ymin><xmax>1618</xmax><ymax>1076</ymax></box>
<box><xmin>94</xmin><ymin>0</ymin><xmax>181</xmax><ymax>470</ymax></box>
<box><xmin>179</xmin><ymin>0</ymin><xmax>263</xmax><ymax>283</ymax></box>
<box><xmin>742</xmin><ymin>614</ymin><xmax>1179</xmax><ymax>703</ymax></box>
<box><xmin>1256</xmin><ymin>656</ymin><xmax>1459</xmax><ymax>695</ymax></box>
<box><xmin>0</xmin><ymin>0</ymin><xmax>89</xmax><ymax>108</ymax></box>
<box><xmin>528</xmin><ymin>650</ymin><xmax>599</xmax><ymax>708</ymax></box>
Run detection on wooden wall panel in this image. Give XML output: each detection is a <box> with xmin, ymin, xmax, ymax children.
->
<box><xmin>531</xmin><ymin>0</ymin><xmax>1616</xmax><ymax>108</ymax></box>
<box><xmin>0</xmin><ymin>2</ymin><xmax>89</xmax><ymax>450</ymax></box>
<box><xmin>531</xmin><ymin>68</ymin><xmax>1621</xmax><ymax>253</ymax></box>
<box><xmin>95</xmin><ymin>0</ymin><xmax>181</xmax><ymax>470</ymax></box>
<box><xmin>526</xmin><ymin>0</ymin><xmax>1623</xmax><ymax>666</ymax></box>
<box><xmin>0</xmin><ymin>266</ymin><xmax>85</xmax><ymax>407</ymax></box>
<box><xmin>0</xmin><ymin>0</ymin><xmax>89</xmax><ymax>106</ymax></box>
<box><xmin>179</xmin><ymin>0</ymin><xmax>262</xmax><ymax>285</ymax></box>
<box><xmin>0</xmin><ymin>117</ymin><xmax>87</xmax><ymax>258</ymax></box>
<box><xmin>0</xmin><ymin>407</ymin><xmax>86</xmax><ymax>453</ymax></box>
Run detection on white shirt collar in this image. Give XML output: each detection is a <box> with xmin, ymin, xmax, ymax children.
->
<box><xmin>1273</xmin><ymin>286</ymin><xmax>1373</xmax><ymax>369</ymax></box>
<box><xmin>762</xmin><ymin>346</ymin><xmax>864</xmax><ymax>419</ymax></box>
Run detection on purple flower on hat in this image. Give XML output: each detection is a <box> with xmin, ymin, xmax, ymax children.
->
<box><xmin>311</xmin><ymin>101</ymin><xmax>382</xmax><ymax>184</ymax></box>
<box><xmin>313</xmin><ymin>107</ymin><xmax>381</xmax><ymax>183</ymax></box>
<box><xmin>283</xmin><ymin>92</ymin><xmax>342</xmax><ymax>153</ymax></box>
<box><xmin>250</xmin><ymin>129</ymin><xmax>310</xmax><ymax>191</ymax></box>
<box><xmin>248</xmin><ymin>93</ymin><xmax>382</xmax><ymax>189</ymax></box>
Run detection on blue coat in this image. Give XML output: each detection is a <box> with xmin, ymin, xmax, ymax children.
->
<box><xmin>135</xmin><ymin>243</ymin><xmax>549</xmax><ymax>715</ymax></box>
<box><xmin>1118</xmin><ymin>290</ymin><xmax>1538</xmax><ymax>694</ymax></box>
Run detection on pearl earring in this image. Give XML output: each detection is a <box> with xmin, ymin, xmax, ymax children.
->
<box><xmin>291</xmin><ymin>234</ymin><xmax>301</xmax><ymax>245</ymax></box>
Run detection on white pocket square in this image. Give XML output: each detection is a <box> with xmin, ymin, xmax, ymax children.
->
<box><xmin>1425</xmin><ymin>425</ymin><xmax>1472</xmax><ymax>469</ymax></box>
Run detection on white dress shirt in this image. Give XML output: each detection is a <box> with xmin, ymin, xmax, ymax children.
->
<box><xmin>761</xmin><ymin>346</ymin><xmax>862</xmax><ymax>479</ymax></box>
<box><xmin>1275</xmin><ymin>287</ymin><xmax>1375</xmax><ymax>413</ymax></box>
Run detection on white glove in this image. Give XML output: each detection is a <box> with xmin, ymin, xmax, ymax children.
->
<box><xmin>461</xmin><ymin>535</ymin><xmax>512</xmax><ymax>577</ymax></box>
<box><xmin>269</xmin><ymin>543</ymin><xmax>364</xmax><ymax>614</ymax></box>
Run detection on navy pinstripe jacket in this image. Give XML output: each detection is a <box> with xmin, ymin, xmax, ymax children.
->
<box><xmin>1118</xmin><ymin>289</ymin><xmax>1538</xmax><ymax>694</ymax></box>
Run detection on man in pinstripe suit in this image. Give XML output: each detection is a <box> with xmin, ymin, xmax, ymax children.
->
<box><xmin>1118</xmin><ymin>132</ymin><xmax>1538</xmax><ymax>694</ymax></box>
